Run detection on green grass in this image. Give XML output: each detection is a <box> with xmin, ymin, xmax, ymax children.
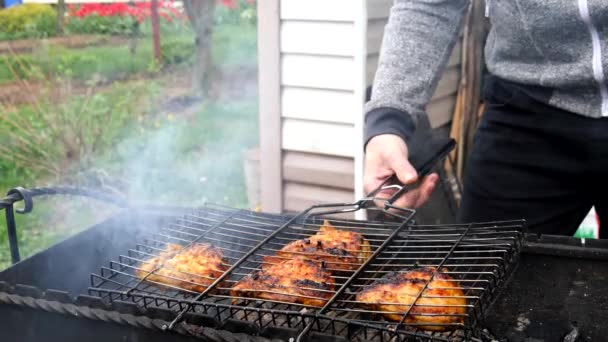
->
<box><xmin>0</xmin><ymin>22</ymin><xmax>258</xmax><ymax>270</ymax></box>
<box><xmin>0</xmin><ymin>99</ymin><xmax>258</xmax><ymax>270</ymax></box>
<box><xmin>212</xmin><ymin>23</ymin><xmax>257</xmax><ymax>67</ymax></box>
<box><xmin>0</xmin><ymin>23</ymin><xmax>256</xmax><ymax>84</ymax></box>
<box><xmin>0</xmin><ymin>80</ymin><xmax>160</xmax><ymax>269</ymax></box>
<box><xmin>109</xmin><ymin>99</ymin><xmax>258</xmax><ymax>207</ymax></box>
<box><xmin>0</xmin><ymin>36</ymin><xmax>177</xmax><ymax>83</ymax></box>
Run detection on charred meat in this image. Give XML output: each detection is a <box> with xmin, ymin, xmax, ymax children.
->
<box><xmin>136</xmin><ymin>243</ymin><xmax>227</xmax><ymax>293</ymax></box>
<box><xmin>355</xmin><ymin>267</ymin><xmax>467</xmax><ymax>331</ymax></box>
<box><xmin>265</xmin><ymin>220</ymin><xmax>371</xmax><ymax>272</ymax></box>
<box><xmin>231</xmin><ymin>257</ymin><xmax>335</xmax><ymax>307</ymax></box>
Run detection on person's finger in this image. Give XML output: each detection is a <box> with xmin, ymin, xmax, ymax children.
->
<box><xmin>363</xmin><ymin>165</ymin><xmax>391</xmax><ymax>195</ymax></box>
<box><xmin>390</xmin><ymin>188</ymin><xmax>421</xmax><ymax>209</ymax></box>
<box><xmin>385</xmin><ymin>173</ymin><xmax>439</xmax><ymax>209</ymax></box>
<box><xmin>365</xmin><ymin>177</ymin><xmax>389</xmax><ymax>208</ymax></box>
<box><xmin>390</xmin><ymin>155</ymin><xmax>418</xmax><ymax>186</ymax></box>
<box><xmin>414</xmin><ymin>173</ymin><xmax>439</xmax><ymax>208</ymax></box>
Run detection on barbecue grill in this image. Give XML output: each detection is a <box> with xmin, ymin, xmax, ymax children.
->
<box><xmin>0</xmin><ymin>188</ymin><xmax>608</xmax><ymax>341</ymax></box>
<box><xmin>2</xmin><ymin>184</ymin><xmax>523</xmax><ymax>341</ymax></box>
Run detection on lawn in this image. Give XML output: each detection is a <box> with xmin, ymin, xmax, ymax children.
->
<box><xmin>0</xmin><ymin>99</ymin><xmax>258</xmax><ymax>269</ymax></box>
<box><xmin>108</xmin><ymin>99</ymin><xmax>258</xmax><ymax>208</ymax></box>
<box><xmin>0</xmin><ymin>24</ymin><xmax>255</xmax><ymax>85</ymax></box>
<box><xmin>0</xmin><ymin>23</ymin><xmax>259</xmax><ymax>270</ymax></box>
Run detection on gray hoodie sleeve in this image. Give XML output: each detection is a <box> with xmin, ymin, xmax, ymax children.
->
<box><xmin>364</xmin><ymin>0</ymin><xmax>470</xmax><ymax>148</ymax></box>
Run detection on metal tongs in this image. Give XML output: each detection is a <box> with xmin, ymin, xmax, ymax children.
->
<box><xmin>365</xmin><ymin>135</ymin><xmax>456</xmax><ymax>210</ymax></box>
<box><xmin>304</xmin><ymin>134</ymin><xmax>456</xmax><ymax>220</ymax></box>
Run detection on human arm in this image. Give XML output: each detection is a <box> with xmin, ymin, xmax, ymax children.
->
<box><xmin>364</xmin><ymin>0</ymin><xmax>469</xmax><ymax>208</ymax></box>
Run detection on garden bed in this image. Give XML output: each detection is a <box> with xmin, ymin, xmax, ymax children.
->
<box><xmin>0</xmin><ymin>35</ymin><xmax>129</xmax><ymax>55</ymax></box>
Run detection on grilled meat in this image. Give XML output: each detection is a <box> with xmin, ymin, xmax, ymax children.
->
<box><xmin>137</xmin><ymin>243</ymin><xmax>227</xmax><ymax>293</ymax></box>
<box><xmin>355</xmin><ymin>267</ymin><xmax>466</xmax><ymax>331</ymax></box>
<box><xmin>265</xmin><ymin>220</ymin><xmax>371</xmax><ymax>272</ymax></box>
<box><xmin>231</xmin><ymin>257</ymin><xmax>335</xmax><ymax>307</ymax></box>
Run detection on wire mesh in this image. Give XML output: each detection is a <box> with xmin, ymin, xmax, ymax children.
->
<box><xmin>89</xmin><ymin>204</ymin><xmax>524</xmax><ymax>341</ymax></box>
<box><xmin>308</xmin><ymin>221</ymin><xmax>523</xmax><ymax>341</ymax></box>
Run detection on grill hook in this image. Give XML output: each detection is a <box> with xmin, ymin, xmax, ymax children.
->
<box><xmin>7</xmin><ymin>187</ymin><xmax>34</xmax><ymax>214</ymax></box>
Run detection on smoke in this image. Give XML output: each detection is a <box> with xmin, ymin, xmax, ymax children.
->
<box><xmin>0</xmin><ymin>15</ymin><xmax>259</xmax><ymax>276</ymax></box>
<box><xmin>112</xmin><ymin>70</ymin><xmax>258</xmax><ymax>209</ymax></box>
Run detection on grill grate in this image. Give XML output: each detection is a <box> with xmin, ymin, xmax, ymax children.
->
<box><xmin>89</xmin><ymin>204</ymin><xmax>524</xmax><ymax>342</ymax></box>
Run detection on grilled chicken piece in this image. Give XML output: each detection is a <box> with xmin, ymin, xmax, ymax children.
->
<box><xmin>137</xmin><ymin>243</ymin><xmax>227</xmax><ymax>293</ymax></box>
<box><xmin>356</xmin><ymin>267</ymin><xmax>467</xmax><ymax>331</ymax></box>
<box><xmin>265</xmin><ymin>220</ymin><xmax>371</xmax><ymax>272</ymax></box>
<box><xmin>231</xmin><ymin>257</ymin><xmax>335</xmax><ymax>307</ymax></box>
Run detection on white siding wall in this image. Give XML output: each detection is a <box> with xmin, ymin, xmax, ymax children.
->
<box><xmin>279</xmin><ymin>0</ymin><xmax>363</xmax><ymax>211</ymax></box>
<box><xmin>264</xmin><ymin>0</ymin><xmax>462</xmax><ymax>212</ymax></box>
<box><xmin>279</xmin><ymin>0</ymin><xmax>359</xmax><ymax>158</ymax></box>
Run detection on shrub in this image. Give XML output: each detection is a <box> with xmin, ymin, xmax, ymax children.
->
<box><xmin>161</xmin><ymin>37</ymin><xmax>194</xmax><ymax>65</ymax></box>
<box><xmin>65</xmin><ymin>14</ymin><xmax>137</xmax><ymax>36</ymax></box>
<box><xmin>0</xmin><ymin>73</ymin><xmax>158</xmax><ymax>184</ymax></box>
<box><xmin>215</xmin><ymin>0</ymin><xmax>256</xmax><ymax>25</ymax></box>
<box><xmin>0</xmin><ymin>4</ymin><xmax>57</xmax><ymax>38</ymax></box>
<box><xmin>0</xmin><ymin>54</ymin><xmax>39</xmax><ymax>83</ymax></box>
<box><xmin>66</xmin><ymin>2</ymin><xmax>185</xmax><ymax>36</ymax></box>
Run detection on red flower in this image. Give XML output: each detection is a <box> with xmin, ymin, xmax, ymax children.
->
<box><xmin>69</xmin><ymin>1</ymin><xmax>185</xmax><ymax>22</ymax></box>
<box><xmin>218</xmin><ymin>0</ymin><xmax>256</xmax><ymax>9</ymax></box>
<box><xmin>220</xmin><ymin>0</ymin><xmax>237</xmax><ymax>9</ymax></box>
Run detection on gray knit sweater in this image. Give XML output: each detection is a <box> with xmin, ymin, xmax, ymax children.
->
<box><xmin>365</xmin><ymin>0</ymin><xmax>608</xmax><ymax>146</ymax></box>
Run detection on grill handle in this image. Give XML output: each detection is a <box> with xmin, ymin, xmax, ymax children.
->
<box><xmin>1</xmin><ymin>186</ymin><xmax>127</xmax><ymax>214</ymax></box>
<box><xmin>365</xmin><ymin>135</ymin><xmax>456</xmax><ymax>206</ymax></box>
<box><xmin>0</xmin><ymin>186</ymin><xmax>128</xmax><ymax>264</ymax></box>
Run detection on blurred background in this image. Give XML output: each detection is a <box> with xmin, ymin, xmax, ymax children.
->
<box><xmin>0</xmin><ymin>0</ymin><xmax>258</xmax><ymax>268</ymax></box>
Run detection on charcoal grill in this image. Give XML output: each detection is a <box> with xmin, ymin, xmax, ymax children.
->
<box><xmin>0</xmin><ymin>185</ymin><xmax>526</xmax><ymax>342</ymax></box>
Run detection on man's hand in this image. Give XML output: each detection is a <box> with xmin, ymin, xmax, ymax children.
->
<box><xmin>364</xmin><ymin>134</ymin><xmax>439</xmax><ymax>209</ymax></box>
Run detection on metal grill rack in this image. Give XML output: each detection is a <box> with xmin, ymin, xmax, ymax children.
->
<box><xmin>89</xmin><ymin>202</ymin><xmax>524</xmax><ymax>342</ymax></box>
<box><xmin>309</xmin><ymin>220</ymin><xmax>524</xmax><ymax>341</ymax></box>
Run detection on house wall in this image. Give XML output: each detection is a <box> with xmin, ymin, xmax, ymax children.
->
<box><xmin>278</xmin><ymin>0</ymin><xmax>362</xmax><ymax>212</ymax></box>
<box><xmin>258</xmin><ymin>0</ymin><xmax>463</xmax><ymax>214</ymax></box>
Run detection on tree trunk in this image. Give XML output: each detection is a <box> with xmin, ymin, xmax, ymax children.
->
<box><xmin>57</xmin><ymin>0</ymin><xmax>65</xmax><ymax>36</ymax></box>
<box><xmin>183</xmin><ymin>0</ymin><xmax>215</xmax><ymax>99</ymax></box>
<box><xmin>151</xmin><ymin>0</ymin><xmax>162</xmax><ymax>64</ymax></box>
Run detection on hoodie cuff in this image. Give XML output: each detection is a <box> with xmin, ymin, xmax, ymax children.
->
<box><xmin>364</xmin><ymin>107</ymin><xmax>416</xmax><ymax>150</ymax></box>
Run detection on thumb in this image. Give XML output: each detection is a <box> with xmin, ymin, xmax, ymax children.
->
<box><xmin>390</xmin><ymin>154</ymin><xmax>418</xmax><ymax>186</ymax></box>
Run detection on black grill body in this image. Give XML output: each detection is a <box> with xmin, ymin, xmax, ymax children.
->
<box><xmin>484</xmin><ymin>237</ymin><xmax>608</xmax><ymax>342</ymax></box>
<box><xmin>1</xmin><ymin>206</ymin><xmax>607</xmax><ymax>341</ymax></box>
<box><xmin>0</xmin><ymin>210</ymin><xmax>206</xmax><ymax>342</ymax></box>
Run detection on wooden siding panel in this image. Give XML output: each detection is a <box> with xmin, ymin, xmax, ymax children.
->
<box><xmin>281</xmin><ymin>21</ymin><xmax>356</xmax><ymax>56</ymax></box>
<box><xmin>427</xmin><ymin>95</ymin><xmax>458</xmax><ymax>128</ymax></box>
<box><xmin>367</xmin><ymin>0</ymin><xmax>392</xmax><ymax>19</ymax></box>
<box><xmin>448</xmin><ymin>41</ymin><xmax>462</xmax><ymax>67</ymax></box>
<box><xmin>282</xmin><ymin>87</ymin><xmax>357</xmax><ymax>124</ymax></box>
<box><xmin>366</xmin><ymin>19</ymin><xmax>386</xmax><ymax>56</ymax></box>
<box><xmin>281</xmin><ymin>0</ymin><xmax>356</xmax><ymax>22</ymax></box>
<box><xmin>282</xmin><ymin>119</ymin><xmax>355</xmax><ymax>157</ymax></box>
<box><xmin>433</xmin><ymin>66</ymin><xmax>461</xmax><ymax>99</ymax></box>
<box><xmin>365</xmin><ymin>54</ymin><xmax>379</xmax><ymax>86</ymax></box>
<box><xmin>283</xmin><ymin>182</ymin><xmax>354</xmax><ymax>213</ymax></box>
<box><xmin>283</xmin><ymin>152</ymin><xmax>355</xmax><ymax>190</ymax></box>
<box><xmin>282</xmin><ymin>55</ymin><xmax>356</xmax><ymax>90</ymax></box>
